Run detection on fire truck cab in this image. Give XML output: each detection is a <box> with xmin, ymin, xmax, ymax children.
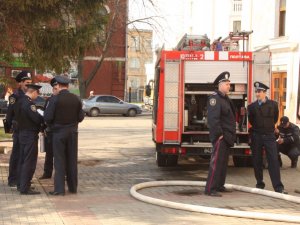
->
<box><xmin>151</xmin><ymin>32</ymin><xmax>272</xmax><ymax>167</ymax></box>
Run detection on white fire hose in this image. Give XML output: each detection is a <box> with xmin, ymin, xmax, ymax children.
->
<box><xmin>130</xmin><ymin>180</ymin><xmax>300</xmax><ymax>223</ymax></box>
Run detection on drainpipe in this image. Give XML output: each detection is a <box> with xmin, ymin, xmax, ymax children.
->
<box><xmin>124</xmin><ymin>0</ymin><xmax>129</xmax><ymax>101</ymax></box>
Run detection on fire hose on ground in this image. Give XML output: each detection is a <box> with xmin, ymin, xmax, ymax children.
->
<box><xmin>130</xmin><ymin>180</ymin><xmax>300</xmax><ymax>223</ymax></box>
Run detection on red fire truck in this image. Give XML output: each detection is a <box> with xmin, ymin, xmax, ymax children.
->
<box><xmin>150</xmin><ymin>32</ymin><xmax>272</xmax><ymax>167</ymax></box>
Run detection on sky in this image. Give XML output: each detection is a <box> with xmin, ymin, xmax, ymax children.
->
<box><xmin>128</xmin><ymin>0</ymin><xmax>215</xmax><ymax>81</ymax></box>
<box><xmin>128</xmin><ymin>0</ymin><xmax>215</xmax><ymax>50</ymax></box>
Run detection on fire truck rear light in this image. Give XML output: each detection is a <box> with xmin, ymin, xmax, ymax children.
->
<box><xmin>244</xmin><ymin>149</ymin><xmax>251</xmax><ymax>155</ymax></box>
<box><xmin>161</xmin><ymin>147</ymin><xmax>177</xmax><ymax>154</ymax></box>
<box><xmin>180</xmin><ymin>147</ymin><xmax>186</xmax><ymax>155</ymax></box>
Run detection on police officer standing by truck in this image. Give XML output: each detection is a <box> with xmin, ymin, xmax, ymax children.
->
<box><xmin>205</xmin><ymin>71</ymin><xmax>236</xmax><ymax>197</ymax></box>
<box><xmin>15</xmin><ymin>84</ymin><xmax>43</xmax><ymax>195</ymax></box>
<box><xmin>247</xmin><ymin>82</ymin><xmax>287</xmax><ymax>194</ymax></box>
<box><xmin>44</xmin><ymin>75</ymin><xmax>84</xmax><ymax>196</ymax></box>
<box><xmin>6</xmin><ymin>71</ymin><xmax>32</xmax><ymax>187</ymax></box>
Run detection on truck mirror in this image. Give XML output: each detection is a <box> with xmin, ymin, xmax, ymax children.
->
<box><xmin>145</xmin><ymin>85</ymin><xmax>151</xmax><ymax>97</ymax></box>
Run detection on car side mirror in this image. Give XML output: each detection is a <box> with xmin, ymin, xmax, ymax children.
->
<box><xmin>119</xmin><ymin>101</ymin><xmax>124</xmax><ymax>104</ymax></box>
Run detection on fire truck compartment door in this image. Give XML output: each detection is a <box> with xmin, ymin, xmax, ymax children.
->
<box><xmin>184</xmin><ymin>61</ymin><xmax>248</xmax><ymax>83</ymax></box>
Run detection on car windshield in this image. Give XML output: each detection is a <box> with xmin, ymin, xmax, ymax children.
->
<box><xmin>88</xmin><ymin>96</ymin><xmax>96</xmax><ymax>100</ymax></box>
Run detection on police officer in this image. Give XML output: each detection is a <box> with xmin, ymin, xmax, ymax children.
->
<box><xmin>248</xmin><ymin>82</ymin><xmax>287</xmax><ymax>193</ymax></box>
<box><xmin>39</xmin><ymin>78</ymin><xmax>59</xmax><ymax>179</ymax></box>
<box><xmin>205</xmin><ymin>71</ymin><xmax>236</xmax><ymax>197</ymax></box>
<box><xmin>16</xmin><ymin>84</ymin><xmax>43</xmax><ymax>195</ymax></box>
<box><xmin>44</xmin><ymin>75</ymin><xmax>84</xmax><ymax>196</ymax></box>
<box><xmin>276</xmin><ymin>116</ymin><xmax>300</xmax><ymax>168</ymax></box>
<box><xmin>6</xmin><ymin>71</ymin><xmax>32</xmax><ymax>187</ymax></box>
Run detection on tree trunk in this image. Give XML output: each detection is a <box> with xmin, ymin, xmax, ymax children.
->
<box><xmin>77</xmin><ymin>49</ymin><xmax>86</xmax><ymax>98</ymax></box>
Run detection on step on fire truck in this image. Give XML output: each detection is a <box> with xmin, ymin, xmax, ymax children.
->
<box><xmin>150</xmin><ymin>31</ymin><xmax>271</xmax><ymax>167</ymax></box>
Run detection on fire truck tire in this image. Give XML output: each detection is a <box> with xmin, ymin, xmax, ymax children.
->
<box><xmin>166</xmin><ymin>155</ymin><xmax>179</xmax><ymax>167</ymax></box>
<box><xmin>156</xmin><ymin>152</ymin><xmax>168</xmax><ymax>167</ymax></box>
<box><xmin>233</xmin><ymin>156</ymin><xmax>252</xmax><ymax>167</ymax></box>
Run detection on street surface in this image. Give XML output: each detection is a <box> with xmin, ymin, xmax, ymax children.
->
<box><xmin>0</xmin><ymin>115</ymin><xmax>300</xmax><ymax>224</ymax></box>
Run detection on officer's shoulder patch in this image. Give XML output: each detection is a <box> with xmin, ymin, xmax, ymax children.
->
<box><xmin>9</xmin><ymin>96</ymin><xmax>16</xmax><ymax>104</ymax></box>
<box><xmin>209</xmin><ymin>98</ymin><xmax>217</xmax><ymax>106</ymax></box>
<box><xmin>30</xmin><ymin>105</ymin><xmax>37</xmax><ymax>112</ymax></box>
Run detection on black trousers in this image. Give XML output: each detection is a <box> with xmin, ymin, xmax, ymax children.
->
<box><xmin>18</xmin><ymin>130</ymin><xmax>38</xmax><ymax>192</ymax></box>
<box><xmin>8</xmin><ymin>131</ymin><xmax>20</xmax><ymax>184</ymax></box>
<box><xmin>251</xmin><ymin>132</ymin><xmax>284</xmax><ymax>191</ymax></box>
<box><xmin>205</xmin><ymin>138</ymin><xmax>230</xmax><ymax>193</ymax></box>
<box><xmin>43</xmin><ymin>132</ymin><xmax>53</xmax><ymax>177</ymax></box>
<box><xmin>278</xmin><ymin>144</ymin><xmax>300</xmax><ymax>161</ymax></box>
<box><xmin>52</xmin><ymin>126</ymin><xmax>78</xmax><ymax>193</ymax></box>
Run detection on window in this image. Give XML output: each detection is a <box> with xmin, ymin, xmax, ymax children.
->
<box><xmin>106</xmin><ymin>96</ymin><xmax>120</xmax><ymax>103</ymax></box>
<box><xmin>96</xmin><ymin>96</ymin><xmax>105</xmax><ymax>102</ymax></box>
<box><xmin>130</xmin><ymin>58</ymin><xmax>140</xmax><ymax>69</ymax></box>
<box><xmin>233</xmin><ymin>20</ymin><xmax>241</xmax><ymax>32</ymax></box>
<box><xmin>130</xmin><ymin>36</ymin><xmax>140</xmax><ymax>51</ymax></box>
<box><xmin>144</xmin><ymin>39</ymin><xmax>152</xmax><ymax>50</ymax></box>
<box><xmin>11</xmin><ymin>70</ymin><xmax>22</xmax><ymax>78</ymax></box>
<box><xmin>97</xmin><ymin>96</ymin><xmax>120</xmax><ymax>103</ymax></box>
<box><xmin>279</xmin><ymin>0</ymin><xmax>286</xmax><ymax>36</ymax></box>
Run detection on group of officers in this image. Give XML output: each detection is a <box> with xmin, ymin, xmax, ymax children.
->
<box><xmin>205</xmin><ymin>71</ymin><xmax>300</xmax><ymax>197</ymax></box>
<box><xmin>5</xmin><ymin>70</ymin><xmax>299</xmax><ymax>196</ymax></box>
<box><xmin>6</xmin><ymin>71</ymin><xmax>84</xmax><ymax>195</ymax></box>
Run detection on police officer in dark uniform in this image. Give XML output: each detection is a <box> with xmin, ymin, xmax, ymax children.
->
<box><xmin>15</xmin><ymin>84</ymin><xmax>43</xmax><ymax>195</ymax></box>
<box><xmin>248</xmin><ymin>81</ymin><xmax>287</xmax><ymax>193</ymax></box>
<box><xmin>6</xmin><ymin>71</ymin><xmax>32</xmax><ymax>187</ymax></box>
<box><xmin>276</xmin><ymin>116</ymin><xmax>300</xmax><ymax>168</ymax></box>
<box><xmin>205</xmin><ymin>71</ymin><xmax>236</xmax><ymax>197</ymax></box>
<box><xmin>39</xmin><ymin>78</ymin><xmax>59</xmax><ymax>179</ymax></box>
<box><xmin>44</xmin><ymin>75</ymin><xmax>84</xmax><ymax>196</ymax></box>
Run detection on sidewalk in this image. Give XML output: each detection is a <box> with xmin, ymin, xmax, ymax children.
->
<box><xmin>1</xmin><ymin>116</ymin><xmax>300</xmax><ymax>225</ymax></box>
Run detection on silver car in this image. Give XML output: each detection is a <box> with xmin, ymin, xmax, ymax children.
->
<box><xmin>82</xmin><ymin>95</ymin><xmax>142</xmax><ymax>117</ymax></box>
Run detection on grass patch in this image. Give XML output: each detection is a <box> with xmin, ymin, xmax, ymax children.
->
<box><xmin>0</xmin><ymin>128</ymin><xmax>12</xmax><ymax>141</ymax></box>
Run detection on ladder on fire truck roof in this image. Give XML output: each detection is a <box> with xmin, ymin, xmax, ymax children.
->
<box><xmin>221</xmin><ymin>30</ymin><xmax>253</xmax><ymax>51</ymax></box>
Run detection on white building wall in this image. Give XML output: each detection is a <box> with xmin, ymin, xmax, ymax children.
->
<box><xmin>244</xmin><ymin>0</ymin><xmax>300</xmax><ymax>123</ymax></box>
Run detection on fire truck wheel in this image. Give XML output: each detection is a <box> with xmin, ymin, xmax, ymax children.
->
<box><xmin>166</xmin><ymin>155</ymin><xmax>179</xmax><ymax>167</ymax></box>
<box><xmin>90</xmin><ymin>108</ymin><xmax>100</xmax><ymax>117</ymax></box>
<box><xmin>156</xmin><ymin>152</ymin><xmax>178</xmax><ymax>167</ymax></box>
<box><xmin>156</xmin><ymin>152</ymin><xmax>168</xmax><ymax>167</ymax></box>
<box><xmin>127</xmin><ymin>109</ymin><xmax>137</xmax><ymax>117</ymax></box>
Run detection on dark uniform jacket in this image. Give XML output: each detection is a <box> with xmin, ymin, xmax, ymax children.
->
<box><xmin>248</xmin><ymin>98</ymin><xmax>278</xmax><ymax>134</ymax></box>
<box><xmin>15</xmin><ymin>96</ymin><xmax>43</xmax><ymax>131</ymax></box>
<box><xmin>207</xmin><ymin>90</ymin><xmax>236</xmax><ymax>146</ymax></box>
<box><xmin>6</xmin><ymin>89</ymin><xmax>25</xmax><ymax>130</ymax></box>
<box><xmin>277</xmin><ymin>123</ymin><xmax>300</xmax><ymax>149</ymax></box>
<box><xmin>44</xmin><ymin>89</ymin><xmax>84</xmax><ymax>129</ymax></box>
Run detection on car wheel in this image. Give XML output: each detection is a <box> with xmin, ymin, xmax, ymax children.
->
<box><xmin>90</xmin><ymin>108</ymin><xmax>100</xmax><ymax>117</ymax></box>
<box><xmin>127</xmin><ymin>109</ymin><xmax>137</xmax><ymax>117</ymax></box>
